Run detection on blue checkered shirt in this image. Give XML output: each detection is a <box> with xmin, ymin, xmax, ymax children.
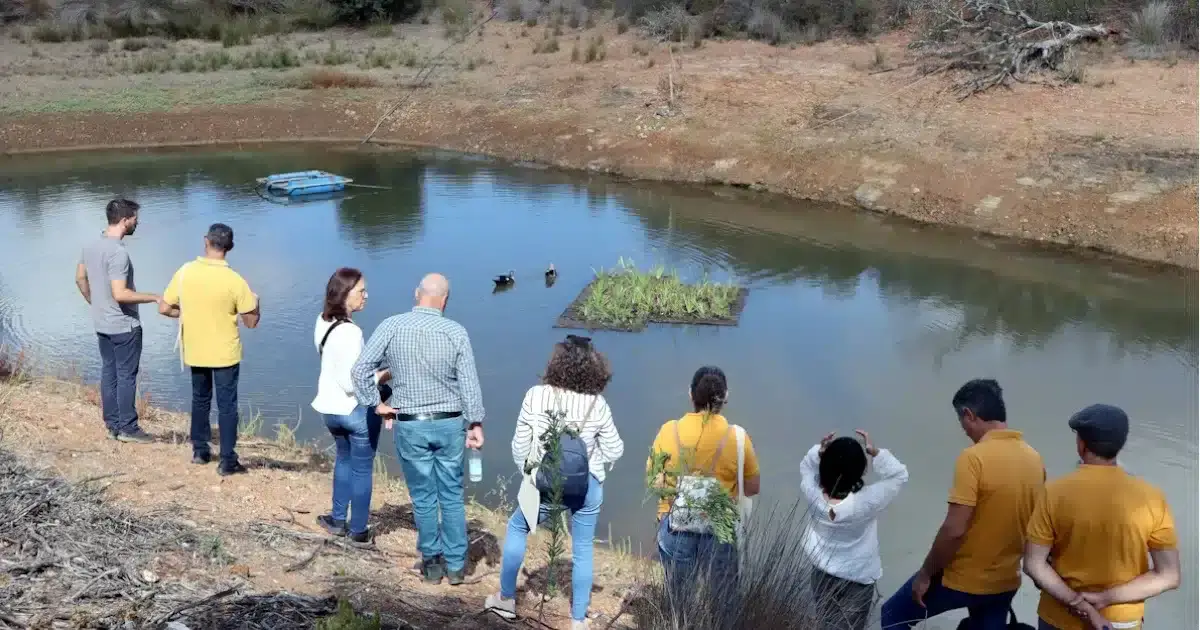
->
<box><xmin>351</xmin><ymin>306</ymin><xmax>485</xmax><ymax>426</ymax></box>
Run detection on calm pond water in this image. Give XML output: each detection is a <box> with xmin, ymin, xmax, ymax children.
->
<box><xmin>1</xmin><ymin>147</ymin><xmax>1196</xmax><ymax>627</ymax></box>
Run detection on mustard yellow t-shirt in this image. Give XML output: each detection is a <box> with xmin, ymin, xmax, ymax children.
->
<box><xmin>163</xmin><ymin>257</ymin><xmax>257</xmax><ymax>368</ymax></box>
<box><xmin>647</xmin><ymin>412</ymin><xmax>760</xmax><ymax>520</ymax></box>
<box><xmin>1027</xmin><ymin>465</ymin><xmax>1177</xmax><ymax>630</ymax></box>
<box><xmin>943</xmin><ymin>429</ymin><xmax>1045</xmax><ymax>595</ymax></box>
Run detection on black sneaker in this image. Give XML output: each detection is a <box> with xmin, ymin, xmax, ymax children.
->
<box><xmin>116</xmin><ymin>429</ymin><xmax>154</xmax><ymax>444</ymax></box>
<box><xmin>421</xmin><ymin>556</ymin><xmax>446</xmax><ymax>584</ymax></box>
<box><xmin>446</xmin><ymin>567</ymin><xmax>465</xmax><ymax>586</ymax></box>
<box><xmin>317</xmin><ymin>514</ymin><xmax>347</xmax><ymax>537</ymax></box>
<box><xmin>192</xmin><ymin>452</ymin><xmax>213</xmax><ymax>465</ymax></box>
<box><xmin>347</xmin><ymin>529</ymin><xmax>375</xmax><ymax>549</ymax></box>
<box><xmin>218</xmin><ymin>461</ymin><xmax>248</xmax><ymax>476</ymax></box>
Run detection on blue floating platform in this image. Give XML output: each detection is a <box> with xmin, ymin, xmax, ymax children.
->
<box><xmin>257</xmin><ymin>170</ymin><xmax>353</xmax><ymax>196</ymax></box>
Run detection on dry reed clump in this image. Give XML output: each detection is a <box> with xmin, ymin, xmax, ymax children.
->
<box><xmin>616</xmin><ymin>501</ymin><xmax>864</xmax><ymax>630</ymax></box>
<box><xmin>287</xmin><ymin>67</ymin><xmax>381</xmax><ymax>88</ymax></box>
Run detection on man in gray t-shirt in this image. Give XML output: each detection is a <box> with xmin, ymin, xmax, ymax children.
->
<box><xmin>74</xmin><ymin>199</ymin><xmax>161</xmax><ymax>442</ymax></box>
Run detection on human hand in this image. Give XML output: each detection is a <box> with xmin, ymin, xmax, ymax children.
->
<box><xmin>1072</xmin><ymin>598</ymin><xmax>1111</xmax><ymax>630</ymax></box>
<box><xmin>376</xmin><ymin>368</ymin><xmax>392</xmax><ymax>385</ymax></box>
<box><xmin>819</xmin><ymin>432</ymin><xmax>836</xmax><ymax>454</ymax></box>
<box><xmin>466</xmin><ymin>424</ymin><xmax>484</xmax><ymax>449</ymax></box>
<box><xmin>855</xmin><ymin>429</ymin><xmax>879</xmax><ymax>457</ymax></box>
<box><xmin>376</xmin><ymin>402</ymin><xmax>396</xmax><ymax>418</ymax></box>
<box><xmin>1079</xmin><ymin>591</ymin><xmax>1112</xmax><ymax>612</ymax></box>
<box><xmin>911</xmin><ymin>571</ymin><xmax>931</xmax><ymax>607</ymax></box>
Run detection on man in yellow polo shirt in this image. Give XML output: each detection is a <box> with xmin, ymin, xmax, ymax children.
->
<box><xmin>1023</xmin><ymin>404</ymin><xmax>1180</xmax><ymax>630</ymax></box>
<box><xmin>160</xmin><ymin>223</ymin><xmax>260</xmax><ymax>476</ymax></box>
<box><xmin>881</xmin><ymin>379</ymin><xmax>1045</xmax><ymax>629</ymax></box>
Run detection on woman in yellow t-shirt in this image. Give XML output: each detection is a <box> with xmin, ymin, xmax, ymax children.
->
<box><xmin>648</xmin><ymin>366</ymin><xmax>761</xmax><ymax>606</ymax></box>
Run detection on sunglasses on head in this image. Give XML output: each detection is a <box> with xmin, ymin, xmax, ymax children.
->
<box><xmin>565</xmin><ymin>334</ymin><xmax>592</xmax><ymax>348</ymax></box>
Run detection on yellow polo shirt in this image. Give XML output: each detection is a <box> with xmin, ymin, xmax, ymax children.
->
<box><xmin>647</xmin><ymin>412</ymin><xmax>760</xmax><ymax>520</ymax></box>
<box><xmin>943</xmin><ymin>429</ymin><xmax>1045</xmax><ymax>595</ymax></box>
<box><xmin>163</xmin><ymin>257</ymin><xmax>257</xmax><ymax>368</ymax></box>
<box><xmin>1027</xmin><ymin>465</ymin><xmax>1176</xmax><ymax>630</ymax></box>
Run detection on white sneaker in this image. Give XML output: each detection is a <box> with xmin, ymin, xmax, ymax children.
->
<box><xmin>570</xmin><ymin>619</ymin><xmax>589</xmax><ymax>630</ymax></box>
<box><xmin>485</xmin><ymin>593</ymin><xmax>516</xmax><ymax>620</ymax></box>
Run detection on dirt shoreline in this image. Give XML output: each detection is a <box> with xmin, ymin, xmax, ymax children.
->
<box><xmin>0</xmin><ymin>375</ymin><xmax>651</xmax><ymax>629</ymax></box>
<box><xmin>1</xmin><ymin>25</ymin><xmax>1196</xmax><ymax>269</ymax></box>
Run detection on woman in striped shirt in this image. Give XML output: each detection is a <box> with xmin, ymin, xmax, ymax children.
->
<box><xmin>486</xmin><ymin>335</ymin><xmax>624</xmax><ymax>629</ymax></box>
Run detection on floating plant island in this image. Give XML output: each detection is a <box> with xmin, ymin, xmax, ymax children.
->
<box><xmin>555</xmin><ymin>258</ymin><xmax>748</xmax><ymax>332</ymax></box>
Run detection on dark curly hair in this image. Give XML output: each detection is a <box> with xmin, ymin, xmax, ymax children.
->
<box><xmin>542</xmin><ymin>335</ymin><xmax>612</xmax><ymax>396</ymax></box>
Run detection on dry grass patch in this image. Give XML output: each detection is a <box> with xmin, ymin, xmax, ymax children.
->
<box><xmin>285</xmin><ymin>67</ymin><xmax>380</xmax><ymax>88</ymax></box>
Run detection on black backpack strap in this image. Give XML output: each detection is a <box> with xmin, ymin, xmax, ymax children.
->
<box><xmin>318</xmin><ymin>319</ymin><xmax>347</xmax><ymax>355</ymax></box>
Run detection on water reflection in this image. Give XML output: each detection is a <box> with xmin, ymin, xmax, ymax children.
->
<box><xmin>0</xmin><ymin>147</ymin><xmax>1195</xmax><ymax>629</ymax></box>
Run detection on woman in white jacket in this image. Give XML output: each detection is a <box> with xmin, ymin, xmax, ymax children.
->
<box><xmin>311</xmin><ymin>268</ymin><xmax>388</xmax><ymax>545</ymax></box>
<box><xmin>800</xmin><ymin>430</ymin><xmax>908</xmax><ymax>630</ymax></box>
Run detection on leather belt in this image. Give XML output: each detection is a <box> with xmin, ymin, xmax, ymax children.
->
<box><xmin>394</xmin><ymin>411</ymin><xmax>462</xmax><ymax>422</ymax></box>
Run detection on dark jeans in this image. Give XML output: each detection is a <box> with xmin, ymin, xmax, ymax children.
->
<box><xmin>810</xmin><ymin>568</ymin><xmax>875</xmax><ymax>630</ymax></box>
<box><xmin>190</xmin><ymin>364</ymin><xmax>240</xmax><ymax>466</ymax></box>
<box><xmin>323</xmin><ymin>406</ymin><xmax>382</xmax><ymax>536</ymax></box>
<box><xmin>880</xmin><ymin>573</ymin><xmax>1016</xmax><ymax>630</ymax></box>
<box><xmin>96</xmin><ymin>328</ymin><xmax>142</xmax><ymax>435</ymax></box>
<box><xmin>656</xmin><ymin>515</ymin><xmax>740</xmax><ymax>609</ymax></box>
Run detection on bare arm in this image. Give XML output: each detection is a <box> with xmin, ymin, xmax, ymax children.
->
<box><xmin>1025</xmin><ymin>543</ymin><xmax>1111</xmax><ymax>629</ymax></box>
<box><xmin>110</xmin><ymin>278</ymin><xmax>159</xmax><ymax>305</ymax></box>
<box><xmin>1088</xmin><ymin>549</ymin><xmax>1181</xmax><ymax>607</ymax></box>
<box><xmin>240</xmin><ymin>303</ymin><xmax>260</xmax><ymax>328</ymax></box>
<box><xmin>919</xmin><ymin>503</ymin><xmax>974</xmax><ymax>579</ymax></box>
<box><xmin>743</xmin><ymin>474</ymin><xmax>761</xmax><ymax>497</ymax></box>
<box><xmin>75</xmin><ymin>263</ymin><xmax>91</xmax><ymax>304</ymax></box>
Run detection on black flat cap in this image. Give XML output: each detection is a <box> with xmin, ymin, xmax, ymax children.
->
<box><xmin>1068</xmin><ymin>404</ymin><xmax>1129</xmax><ymax>453</ymax></box>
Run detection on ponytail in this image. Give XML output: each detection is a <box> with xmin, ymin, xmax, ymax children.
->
<box><xmin>690</xmin><ymin>366</ymin><xmax>728</xmax><ymax>413</ymax></box>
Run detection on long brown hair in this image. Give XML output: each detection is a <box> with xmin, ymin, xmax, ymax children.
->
<box><xmin>322</xmin><ymin>267</ymin><xmax>363</xmax><ymax>322</ymax></box>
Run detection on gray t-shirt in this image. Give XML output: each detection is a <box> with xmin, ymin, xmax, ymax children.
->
<box><xmin>79</xmin><ymin>235</ymin><xmax>140</xmax><ymax>334</ymax></box>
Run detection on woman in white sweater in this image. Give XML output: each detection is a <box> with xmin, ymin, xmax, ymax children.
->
<box><xmin>310</xmin><ymin>268</ymin><xmax>388</xmax><ymax>545</ymax></box>
<box><xmin>800</xmin><ymin>430</ymin><xmax>908</xmax><ymax>630</ymax></box>
<box><xmin>486</xmin><ymin>335</ymin><xmax>624</xmax><ymax>629</ymax></box>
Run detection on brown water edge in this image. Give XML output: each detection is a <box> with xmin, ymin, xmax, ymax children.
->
<box><xmin>0</xmin><ymin>368</ymin><xmax>656</xmax><ymax>629</ymax></box>
<box><xmin>555</xmin><ymin>279</ymin><xmax>750</xmax><ymax>332</ymax></box>
<box><xmin>0</xmin><ymin>91</ymin><xmax>1195</xmax><ymax>273</ymax></box>
<box><xmin>2</xmin><ymin>139</ymin><xmax>1192</xmax><ymax>280</ymax></box>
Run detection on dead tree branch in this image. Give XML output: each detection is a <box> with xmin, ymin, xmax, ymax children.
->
<box><xmin>913</xmin><ymin>0</ymin><xmax>1112</xmax><ymax>98</ymax></box>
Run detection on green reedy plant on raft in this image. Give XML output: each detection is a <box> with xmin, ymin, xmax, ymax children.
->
<box><xmin>644</xmin><ymin>412</ymin><xmax>740</xmax><ymax>546</ymax></box>
<box><xmin>577</xmin><ymin>258</ymin><xmax>741</xmax><ymax>329</ymax></box>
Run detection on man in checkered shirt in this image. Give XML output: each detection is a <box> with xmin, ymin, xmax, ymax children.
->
<box><xmin>352</xmin><ymin>272</ymin><xmax>485</xmax><ymax>585</ymax></box>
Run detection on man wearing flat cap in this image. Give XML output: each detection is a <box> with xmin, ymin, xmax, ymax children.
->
<box><xmin>1022</xmin><ymin>404</ymin><xmax>1180</xmax><ymax>630</ymax></box>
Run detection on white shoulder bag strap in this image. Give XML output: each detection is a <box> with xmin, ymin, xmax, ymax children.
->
<box><xmin>734</xmin><ymin>425</ymin><xmax>753</xmax><ymax>560</ymax></box>
<box><xmin>172</xmin><ymin>262</ymin><xmax>189</xmax><ymax>372</ymax></box>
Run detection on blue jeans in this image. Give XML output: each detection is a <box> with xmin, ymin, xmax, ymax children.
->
<box><xmin>190</xmin><ymin>364</ymin><xmax>240</xmax><ymax>466</ymax></box>
<box><xmin>393</xmin><ymin>417</ymin><xmax>468</xmax><ymax>571</ymax></box>
<box><xmin>96</xmin><ymin>328</ymin><xmax>142</xmax><ymax>435</ymax></box>
<box><xmin>500</xmin><ymin>474</ymin><xmax>603</xmax><ymax>621</ymax></box>
<box><xmin>324</xmin><ymin>406</ymin><xmax>382</xmax><ymax>536</ymax></box>
<box><xmin>879</xmin><ymin>573</ymin><xmax>1016</xmax><ymax>629</ymax></box>
<box><xmin>657</xmin><ymin>514</ymin><xmax>740</xmax><ymax>605</ymax></box>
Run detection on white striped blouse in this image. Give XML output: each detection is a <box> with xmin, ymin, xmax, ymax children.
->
<box><xmin>510</xmin><ymin>384</ymin><xmax>624</xmax><ymax>483</ymax></box>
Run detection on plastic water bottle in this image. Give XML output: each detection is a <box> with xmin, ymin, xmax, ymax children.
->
<box><xmin>468</xmin><ymin>447</ymin><xmax>483</xmax><ymax>483</ymax></box>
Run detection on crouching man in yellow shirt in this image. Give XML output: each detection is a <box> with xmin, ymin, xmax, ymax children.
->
<box><xmin>1023</xmin><ymin>404</ymin><xmax>1180</xmax><ymax>630</ymax></box>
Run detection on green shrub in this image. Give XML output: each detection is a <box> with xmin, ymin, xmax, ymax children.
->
<box><xmin>316</xmin><ymin>599</ymin><xmax>381</xmax><ymax>630</ymax></box>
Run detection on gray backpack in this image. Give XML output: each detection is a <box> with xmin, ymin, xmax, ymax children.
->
<box><xmin>534</xmin><ymin>391</ymin><xmax>597</xmax><ymax>502</ymax></box>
